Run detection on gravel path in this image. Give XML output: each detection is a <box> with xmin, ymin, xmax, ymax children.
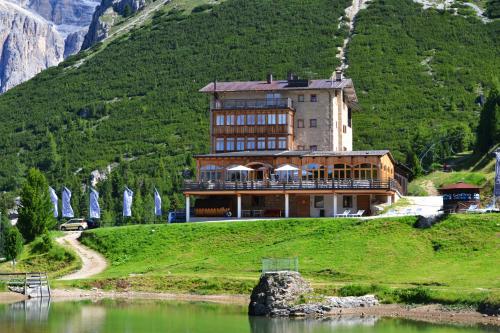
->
<box><xmin>56</xmin><ymin>231</ymin><xmax>107</xmax><ymax>280</ymax></box>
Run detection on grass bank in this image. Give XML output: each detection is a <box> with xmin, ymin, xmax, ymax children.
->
<box><xmin>65</xmin><ymin>214</ymin><xmax>500</xmax><ymax>309</ymax></box>
<box><xmin>0</xmin><ymin>232</ymin><xmax>80</xmax><ymax>278</ymax></box>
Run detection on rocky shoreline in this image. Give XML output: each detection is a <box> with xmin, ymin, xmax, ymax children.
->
<box><xmin>249</xmin><ymin>271</ymin><xmax>379</xmax><ymax>317</ymax></box>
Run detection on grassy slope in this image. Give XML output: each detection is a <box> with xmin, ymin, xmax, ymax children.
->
<box><xmin>409</xmin><ymin>144</ymin><xmax>498</xmax><ymax>197</ymax></box>
<box><xmin>0</xmin><ymin>232</ymin><xmax>80</xmax><ymax>279</ymax></box>
<box><xmin>347</xmin><ymin>0</ymin><xmax>500</xmax><ymax>161</ymax></box>
<box><xmin>75</xmin><ymin>215</ymin><xmax>499</xmax><ymax>305</ymax></box>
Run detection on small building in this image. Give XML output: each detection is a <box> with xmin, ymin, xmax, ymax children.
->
<box><xmin>438</xmin><ymin>182</ymin><xmax>481</xmax><ymax>213</ymax></box>
<box><xmin>183</xmin><ymin>72</ymin><xmax>408</xmax><ymax>220</ymax></box>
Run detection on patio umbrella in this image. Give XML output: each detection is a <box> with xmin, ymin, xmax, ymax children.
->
<box><xmin>227</xmin><ymin>165</ymin><xmax>253</xmax><ymax>181</ymax></box>
<box><xmin>275</xmin><ymin>164</ymin><xmax>299</xmax><ymax>181</ymax></box>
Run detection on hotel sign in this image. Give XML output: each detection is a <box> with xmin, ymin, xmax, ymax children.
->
<box><xmin>442</xmin><ymin>193</ymin><xmax>480</xmax><ymax>202</ymax></box>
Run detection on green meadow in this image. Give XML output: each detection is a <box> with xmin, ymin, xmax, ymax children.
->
<box><xmin>58</xmin><ymin>214</ymin><xmax>500</xmax><ymax>307</ymax></box>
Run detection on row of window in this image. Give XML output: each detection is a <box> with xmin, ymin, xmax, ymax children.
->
<box><xmin>215</xmin><ymin>113</ymin><xmax>287</xmax><ymax>126</ymax></box>
<box><xmin>297</xmin><ymin>119</ymin><xmax>317</xmax><ymax>128</ymax></box>
<box><xmin>215</xmin><ymin>137</ymin><xmax>288</xmax><ymax>151</ymax></box>
<box><xmin>313</xmin><ymin>195</ymin><xmax>353</xmax><ymax>209</ymax></box>
<box><xmin>200</xmin><ymin>164</ymin><xmax>383</xmax><ymax>181</ymax></box>
<box><xmin>266</xmin><ymin>93</ymin><xmax>318</xmax><ymax>103</ymax></box>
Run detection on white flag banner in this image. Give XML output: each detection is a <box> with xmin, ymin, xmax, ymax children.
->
<box><xmin>154</xmin><ymin>188</ymin><xmax>162</xmax><ymax>216</ymax></box>
<box><xmin>62</xmin><ymin>187</ymin><xmax>74</xmax><ymax>218</ymax></box>
<box><xmin>49</xmin><ymin>186</ymin><xmax>58</xmax><ymax>218</ymax></box>
<box><xmin>123</xmin><ymin>187</ymin><xmax>133</xmax><ymax>217</ymax></box>
<box><xmin>495</xmin><ymin>151</ymin><xmax>500</xmax><ymax>197</ymax></box>
<box><xmin>89</xmin><ymin>188</ymin><xmax>101</xmax><ymax>219</ymax></box>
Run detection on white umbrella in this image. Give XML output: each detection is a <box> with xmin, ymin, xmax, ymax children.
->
<box><xmin>228</xmin><ymin>165</ymin><xmax>253</xmax><ymax>171</ymax></box>
<box><xmin>275</xmin><ymin>164</ymin><xmax>299</xmax><ymax>182</ymax></box>
<box><xmin>227</xmin><ymin>165</ymin><xmax>253</xmax><ymax>181</ymax></box>
<box><xmin>275</xmin><ymin>164</ymin><xmax>299</xmax><ymax>171</ymax></box>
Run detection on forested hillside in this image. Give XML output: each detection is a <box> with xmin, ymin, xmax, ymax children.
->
<box><xmin>347</xmin><ymin>0</ymin><xmax>499</xmax><ymax>164</ymax></box>
<box><xmin>0</xmin><ymin>0</ymin><xmax>498</xmax><ymax>222</ymax></box>
<box><xmin>0</xmin><ymin>0</ymin><xmax>350</xmax><ymax>221</ymax></box>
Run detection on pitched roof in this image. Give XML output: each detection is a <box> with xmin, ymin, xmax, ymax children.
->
<box><xmin>196</xmin><ymin>150</ymin><xmax>391</xmax><ymax>158</ymax></box>
<box><xmin>199</xmin><ymin>78</ymin><xmax>358</xmax><ymax>103</ymax></box>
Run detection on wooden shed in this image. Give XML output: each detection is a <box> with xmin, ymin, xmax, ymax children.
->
<box><xmin>438</xmin><ymin>182</ymin><xmax>481</xmax><ymax>213</ymax></box>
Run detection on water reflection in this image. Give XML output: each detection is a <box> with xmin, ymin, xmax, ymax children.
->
<box><xmin>249</xmin><ymin>315</ymin><xmax>379</xmax><ymax>333</ymax></box>
<box><xmin>0</xmin><ymin>299</ymin><xmax>495</xmax><ymax>333</ymax></box>
<box><xmin>7</xmin><ymin>298</ymin><xmax>51</xmax><ymax>322</ymax></box>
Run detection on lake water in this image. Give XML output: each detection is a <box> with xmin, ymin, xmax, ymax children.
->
<box><xmin>0</xmin><ymin>298</ymin><xmax>496</xmax><ymax>333</ymax></box>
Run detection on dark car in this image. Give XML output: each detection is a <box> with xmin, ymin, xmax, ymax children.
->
<box><xmin>86</xmin><ymin>219</ymin><xmax>100</xmax><ymax>229</ymax></box>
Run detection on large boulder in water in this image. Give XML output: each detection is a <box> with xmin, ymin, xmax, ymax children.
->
<box><xmin>248</xmin><ymin>271</ymin><xmax>312</xmax><ymax>316</ymax></box>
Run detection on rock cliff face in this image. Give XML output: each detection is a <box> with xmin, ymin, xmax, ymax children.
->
<box><xmin>0</xmin><ymin>0</ymin><xmax>99</xmax><ymax>93</ymax></box>
<box><xmin>81</xmin><ymin>0</ymin><xmax>146</xmax><ymax>50</ymax></box>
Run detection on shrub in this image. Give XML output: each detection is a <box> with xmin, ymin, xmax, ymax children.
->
<box><xmin>338</xmin><ymin>284</ymin><xmax>382</xmax><ymax>296</ymax></box>
<box><xmin>4</xmin><ymin>227</ymin><xmax>24</xmax><ymax>261</ymax></box>
<box><xmin>192</xmin><ymin>4</ymin><xmax>213</xmax><ymax>13</ymax></box>
<box><xmin>393</xmin><ymin>287</ymin><xmax>434</xmax><ymax>304</ymax></box>
<box><xmin>31</xmin><ymin>233</ymin><xmax>53</xmax><ymax>254</ymax></box>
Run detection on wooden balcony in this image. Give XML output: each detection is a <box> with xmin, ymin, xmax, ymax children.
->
<box><xmin>212</xmin><ymin>124</ymin><xmax>291</xmax><ymax>135</ymax></box>
<box><xmin>184</xmin><ymin>179</ymin><xmax>403</xmax><ymax>194</ymax></box>
<box><xmin>214</xmin><ymin>98</ymin><xmax>294</xmax><ymax>110</ymax></box>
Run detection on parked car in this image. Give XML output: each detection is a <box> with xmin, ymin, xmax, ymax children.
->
<box><xmin>59</xmin><ymin>218</ymin><xmax>88</xmax><ymax>231</ymax></box>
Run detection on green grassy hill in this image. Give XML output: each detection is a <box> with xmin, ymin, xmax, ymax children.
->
<box><xmin>409</xmin><ymin>144</ymin><xmax>499</xmax><ymax>197</ymax></box>
<box><xmin>72</xmin><ymin>215</ymin><xmax>499</xmax><ymax>306</ymax></box>
<box><xmin>0</xmin><ymin>0</ymin><xmax>497</xmax><ymax>217</ymax></box>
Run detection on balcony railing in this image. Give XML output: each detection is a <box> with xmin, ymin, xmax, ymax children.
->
<box><xmin>184</xmin><ymin>179</ymin><xmax>403</xmax><ymax>194</ymax></box>
<box><xmin>214</xmin><ymin>98</ymin><xmax>294</xmax><ymax>110</ymax></box>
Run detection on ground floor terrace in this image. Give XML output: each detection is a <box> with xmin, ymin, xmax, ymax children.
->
<box><xmin>184</xmin><ymin>150</ymin><xmax>409</xmax><ymax>221</ymax></box>
<box><xmin>183</xmin><ymin>191</ymin><xmax>400</xmax><ymax>222</ymax></box>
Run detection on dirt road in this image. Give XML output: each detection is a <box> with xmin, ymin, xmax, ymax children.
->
<box><xmin>55</xmin><ymin>231</ymin><xmax>107</xmax><ymax>280</ymax></box>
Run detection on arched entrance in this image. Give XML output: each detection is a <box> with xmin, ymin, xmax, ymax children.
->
<box><xmin>245</xmin><ymin>162</ymin><xmax>273</xmax><ymax>181</ymax></box>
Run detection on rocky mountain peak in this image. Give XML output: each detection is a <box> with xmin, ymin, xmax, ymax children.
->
<box><xmin>0</xmin><ymin>0</ymin><xmax>99</xmax><ymax>93</ymax></box>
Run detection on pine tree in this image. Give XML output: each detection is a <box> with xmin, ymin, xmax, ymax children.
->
<box><xmin>475</xmin><ymin>87</ymin><xmax>499</xmax><ymax>153</ymax></box>
<box><xmin>405</xmin><ymin>150</ymin><xmax>423</xmax><ymax>179</ymax></box>
<box><xmin>4</xmin><ymin>227</ymin><xmax>23</xmax><ymax>261</ymax></box>
<box><xmin>17</xmin><ymin>169</ymin><xmax>56</xmax><ymax>242</ymax></box>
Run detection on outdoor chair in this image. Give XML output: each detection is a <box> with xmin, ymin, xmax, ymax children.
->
<box><xmin>415</xmin><ymin>207</ymin><xmax>423</xmax><ymax>215</ymax></box>
<box><xmin>349</xmin><ymin>210</ymin><xmax>365</xmax><ymax>217</ymax></box>
<box><xmin>387</xmin><ymin>209</ymin><xmax>397</xmax><ymax>216</ymax></box>
<box><xmin>404</xmin><ymin>208</ymin><xmax>413</xmax><ymax>215</ymax></box>
<box><xmin>337</xmin><ymin>209</ymin><xmax>350</xmax><ymax>217</ymax></box>
<box><xmin>466</xmin><ymin>205</ymin><xmax>479</xmax><ymax>213</ymax></box>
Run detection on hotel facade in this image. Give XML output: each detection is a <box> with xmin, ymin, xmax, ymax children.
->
<box><xmin>183</xmin><ymin>72</ymin><xmax>409</xmax><ymax>220</ymax></box>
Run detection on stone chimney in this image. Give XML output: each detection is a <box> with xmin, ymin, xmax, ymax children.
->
<box><xmin>335</xmin><ymin>69</ymin><xmax>343</xmax><ymax>81</ymax></box>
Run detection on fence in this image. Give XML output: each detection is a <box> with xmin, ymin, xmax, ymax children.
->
<box><xmin>261</xmin><ymin>257</ymin><xmax>299</xmax><ymax>273</ymax></box>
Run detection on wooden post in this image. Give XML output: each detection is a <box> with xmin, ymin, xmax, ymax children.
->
<box><xmin>284</xmin><ymin>193</ymin><xmax>289</xmax><ymax>218</ymax></box>
<box><xmin>333</xmin><ymin>194</ymin><xmax>338</xmax><ymax>217</ymax></box>
<box><xmin>186</xmin><ymin>195</ymin><xmax>190</xmax><ymax>222</ymax></box>
<box><xmin>237</xmin><ymin>194</ymin><xmax>242</xmax><ymax>219</ymax></box>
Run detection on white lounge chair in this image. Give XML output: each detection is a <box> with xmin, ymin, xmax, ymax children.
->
<box><xmin>387</xmin><ymin>209</ymin><xmax>397</xmax><ymax>216</ymax></box>
<box><xmin>466</xmin><ymin>205</ymin><xmax>479</xmax><ymax>213</ymax></box>
<box><xmin>349</xmin><ymin>210</ymin><xmax>365</xmax><ymax>217</ymax></box>
<box><xmin>415</xmin><ymin>207</ymin><xmax>423</xmax><ymax>215</ymax></box>
<box><xmin>404</xmin><ymin>208</ymin><xmax>413</xmax><ymax>215</ymax></box>
<box><xmin>337</xmin><ymin>209</ymin><xmax>350</xmax><ymax>217</ymax></box>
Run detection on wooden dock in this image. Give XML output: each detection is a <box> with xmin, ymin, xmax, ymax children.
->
<box><xmin>0</xmin><ymin>272</ymin><xmax>51</xmax><ymax>298</ymax></box>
